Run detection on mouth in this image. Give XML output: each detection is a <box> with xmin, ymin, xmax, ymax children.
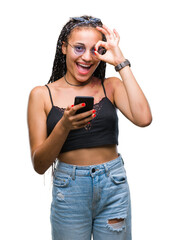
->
<box><xmin>76</xmin><ymin>63</ymin><xmax>93</xmax><ymax>75</ymax></box>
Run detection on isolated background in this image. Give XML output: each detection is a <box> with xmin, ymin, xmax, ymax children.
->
<box><xmin>1</xmin><ymin>0</ymin><xmax>179</xmax><ymax>239</ymax></box>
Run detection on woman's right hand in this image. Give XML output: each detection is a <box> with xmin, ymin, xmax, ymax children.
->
<box><xmin>61</xmin><ymin>103</ymin><xmax>96</xmax><ymax>131</ymax></box>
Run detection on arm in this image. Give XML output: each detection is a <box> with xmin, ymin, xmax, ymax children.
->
<box><xmin>95</xmin><ymin>25</ymin><xmax>152</xmax><ymax>127</ymax></box>
<box><xmin>113</xmin><ymin>67</ymin><xmax>152</xmax><ymax>127</ymax></box>
<box><xmin>27</xmin><ymin>86</ymin><xmax>69</xmax><ymax>174</ymax></box>
<box><xmin>27</xmin><ymin>86</ymin><xmax>96</xmax><ymax>174</ymax></box>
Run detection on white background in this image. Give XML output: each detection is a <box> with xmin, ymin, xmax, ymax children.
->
<box><xmin>0</xmin><ymin>0</ymin><xmax>179</xmax><ymax>239</ymax></box>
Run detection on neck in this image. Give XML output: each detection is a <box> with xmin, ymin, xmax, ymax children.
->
<box><xmin>64</xmin><ymin>75</ymin><xmax>92</xmax><ymax>87</ymax></box>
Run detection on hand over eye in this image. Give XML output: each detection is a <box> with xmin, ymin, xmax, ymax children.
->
<box><xmin>95</xmin><ymin>25</ymin><xmax>125</xmax><ymax>66</ymax></box>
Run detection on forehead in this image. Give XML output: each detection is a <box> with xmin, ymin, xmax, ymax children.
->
<box><xmin>68</xmin><ymin>27</ymin><xmax>102</xmax><ymax>44</ymax></box>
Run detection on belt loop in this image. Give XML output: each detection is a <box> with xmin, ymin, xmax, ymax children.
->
<box><xmin>52</xmin><ymin>159</ymin><xmax>58</xmax><ymax>178</ymax></box>
<box><xmin>72</xmin><ymin>166</ymin><xmax>76</xmax><ymax>180</ymax></box>
<box><xmin>121</xmin><ymin>157</ymin><xmax>124</xmax><ymax>165</ymax></box>
<box><xmin>119</xmin><ymin>153</ymin><xmax>124</xmax><ymax>165</ymax></box>
<box><xmin>104</xmin><ymin>163</ymin><xmax>110</xmax><ymax>177</ymax></box>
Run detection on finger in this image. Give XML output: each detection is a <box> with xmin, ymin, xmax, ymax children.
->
<box><xmin>74</xmin><ymin>109</ymin><xmax>96</xmax><ymax>121</ymax></box>
<box><xmin>74</xmin><ymin>113</ymin><xmax>96</xmax><ymax>127</ymax></box>
<box><xmin>94</xmin><ymin>49</ymin><xmax>102</xmax><ymax>60</ymax></box>
<box><xmin>96</xmin><ymin>26</ymin><xmax>108</xmax><ymax>36</ymax></box>
<box><xmin>66</xmin><ymin>105</ymin><xmax>71</xmax><ymax>111</ymax></box>
<box><xmin>95</xmin><ymin>40</ymin><xmax>107</xmax><ymax>48</ymax></box>
<box><xmin>96</xmin><ymin>26</ymin><xmax>112</xmax><ymax>41</ymax></box>
<box><xmin>95</xmin><ymin>41</ymin><xmax>107</xmax><ymax>58</ymax></box>
<box><xmin>104</xmin><ymin>25</ymin><xmax>119</xmax><ymax>42</ymax></box>
<box><xmin>113</xmin><ymin>29</ymin><xmax>120</xmax><ymax>40</ymax></box>
<box><xmin>69</xmin><ymin>102</ymin><xmax>86</xmax><ymax>115</ymax></box>
<box><xmin>95</xmin><ymin>40</ymin><xmax>107</xmax><ymax>51</ymax></box>
<box><xmin>102</xmin><ymin>25</ymin><xmax>114</xmax><ymax>37</ymax></box>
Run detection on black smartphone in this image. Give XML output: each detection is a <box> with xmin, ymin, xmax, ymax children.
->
<box><xmin>74</xmin><ymin>96</ymin><xmax>94</xmax><ymax>114</ymax></box>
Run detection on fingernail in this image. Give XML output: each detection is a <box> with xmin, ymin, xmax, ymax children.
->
<box><xmin>92</xmin><ymin>109</ymin><xmax>96</xmax><ymax>113</ymax></box>
<box><xmin>71</xmin><ymin>104</ymin><xmax>74</xmax><ymax>108</ymax></box>
<box><xmin>87</xmin><ymin>122</ymin><xmax>91</xmax><ymax>124</ymax></box>
<box><xmin>81</xmin><ymin>103</ymin><xmax>86</xmax><ymax>107</ymax></box>
<box><xmin>93</xmin><ymin>114</ymin><xmax>96</xmax><ymax>118</ymax></box>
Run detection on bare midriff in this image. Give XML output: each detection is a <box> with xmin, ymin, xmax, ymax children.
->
<box><xmin>58</xmin><ymin>144</ymin><xmax>118</xmax><ymax>166</ymax></box>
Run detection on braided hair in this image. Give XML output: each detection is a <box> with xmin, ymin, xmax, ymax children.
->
<box><xmin>48</xmin><ymin>15</ymin><xmax>107</xmax><ymax>83</ymax></box>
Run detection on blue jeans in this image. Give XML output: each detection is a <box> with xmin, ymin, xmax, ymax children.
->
<box><xmin>51</xmin><ymin>154</ymin><xmax>132</xmax><ymax>240</ymax></box>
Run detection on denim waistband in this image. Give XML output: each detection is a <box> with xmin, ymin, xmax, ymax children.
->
<box><xmin>55</xmin><ymin>154</ymin><xmax>124</xmax><ymax>180</ymax></box>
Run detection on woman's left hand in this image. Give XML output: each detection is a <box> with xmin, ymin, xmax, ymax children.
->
<box><xmin>95</xmin><ymin>25</ymin><xmax>125</xmax><ymax>66</ymax></box>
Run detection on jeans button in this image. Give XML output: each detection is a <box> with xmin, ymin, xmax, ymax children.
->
<box><xmin>92</xmin><ymin>168</ymin><xmax>95</xmax><ymax>173</ymax></box>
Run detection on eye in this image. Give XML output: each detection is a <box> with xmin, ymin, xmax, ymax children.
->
<box><xmin>98</xmin><ymin>46</ymin><xmax>106</xmax><ymax>55</ymax></box>
<box><xmin>74</xmin><ymin>45</ymin><xmax>85</xmax><ymax>53</ymax></box>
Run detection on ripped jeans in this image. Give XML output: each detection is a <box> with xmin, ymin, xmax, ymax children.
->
<box><xmin>51</xmin><ymin>154</ymin><xmax>132</xmax><ymax>240</ymax></box>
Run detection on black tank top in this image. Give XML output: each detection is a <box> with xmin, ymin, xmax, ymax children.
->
<box><xmin>45</xmin><ymin>80</ymin><xmax>119</xmax><ymax>153</ymax></box>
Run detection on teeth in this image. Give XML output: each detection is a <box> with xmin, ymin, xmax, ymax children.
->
<box><xmin>78</xmin><ymin>63</ymin><xmax>91</xmax><ymax>68</ymax></box>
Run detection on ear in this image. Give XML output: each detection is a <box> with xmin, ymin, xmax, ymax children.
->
<box><xmin>62</xmin><ymin>41</ymin><xmax>67</xmax><ymax>55</ymax></box>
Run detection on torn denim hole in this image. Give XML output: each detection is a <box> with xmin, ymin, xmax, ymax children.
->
<box><xmin>57</xmin><ymin>192</ymin><xmax>65</xmax><ymax>201</ymax></box>
<box><xmin>107</xmin><ymin>218</ymin><xmax>126</xmax><ymax>232</ymax></box>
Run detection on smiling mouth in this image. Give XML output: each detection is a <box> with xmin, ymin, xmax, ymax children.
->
<box><xmin>77</xmin><ymin>63</ymin><xmax>92</xmax><ymax>69</ymax></box>
<box><xmin>76</xmin><ymin>63</ymin><xmax>93</xmax><ymax>74</ymax></box>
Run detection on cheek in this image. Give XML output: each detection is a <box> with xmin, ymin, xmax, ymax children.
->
<box><xmin>65</xmin><ymin>53</ymin><xmax>78</xmax><ymax>68</ymax></box>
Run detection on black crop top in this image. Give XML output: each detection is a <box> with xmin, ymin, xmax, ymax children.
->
<box><xmin>45</xmin><ymin>80</ymin><xmax>119</xmax><ymax>153</ymax></box>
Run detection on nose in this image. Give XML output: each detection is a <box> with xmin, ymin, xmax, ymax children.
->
<box><xmin>81</xmin><ymin>49</ymin><xmax>93</xmax><ymax>62</ymax></box>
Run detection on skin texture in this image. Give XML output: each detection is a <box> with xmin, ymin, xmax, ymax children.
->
<box><xmin>27</xmin><ymin>26</ymin><xmax>152</xmax><ymax>174</ymax></box>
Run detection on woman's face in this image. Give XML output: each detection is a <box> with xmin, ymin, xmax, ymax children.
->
<box><xmin>62</xmin><ymin>27</ymin><xmax>102</xmax><ymax>84</ymax></box>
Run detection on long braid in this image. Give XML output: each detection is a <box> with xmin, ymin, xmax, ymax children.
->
<box><xmin>48</xmin><ymin>15</ymin><xmax>107</xmax><ymax>83</ymax></box>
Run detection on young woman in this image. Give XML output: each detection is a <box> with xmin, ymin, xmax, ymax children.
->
<box><xmin>27</xmin><ymin>16</ymin><xmax>152</xmax><ymax>240</ymax></box>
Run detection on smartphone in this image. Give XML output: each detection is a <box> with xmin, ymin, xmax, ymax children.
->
<box><xmin>74</xmin><ymin>96</ymin><xmax>94</xmax><ymax>114</ymax></box>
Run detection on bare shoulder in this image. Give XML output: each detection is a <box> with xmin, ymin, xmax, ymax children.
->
<box><xmin>27</xmin><ymin>86</ymin><xmax>48</xmax><ymax>133</ymax></box>
<box><xmin>104</xmin><ymin>76</ymin><xmax>123</xmax><ymax>87</ymax></box>
<box><xmin>28</xmin><ymin>85</ymin><xmax>50</xmax><ymax>107</ymax></box>
<box><xmin>103</xmin><ymin>77</ymin><xmax>123</xmax><ymax>102</ymax></box>
<box><xmin>29</xmin><ymin>85</ymin><xmax>47</xmax><ymax>100</ymax></box>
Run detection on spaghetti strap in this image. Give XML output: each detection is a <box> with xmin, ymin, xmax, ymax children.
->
<box><xmin>45</xmin><ymin>85</ymin><xmax>54</xmax><ymax>106</ymax></box>
<box><xmin>101</xmin><ymin>80</ymin><xmax>107</xmax><ymax>97</ymax></box>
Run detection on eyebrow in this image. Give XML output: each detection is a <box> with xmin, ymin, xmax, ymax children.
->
<box><xmin>74</xmin><ymin>42</ymin><xmax>96</xmax><ymax>48</ymax></box>
<box><xmin>74</xmin><ymin>42</ymin><xmax>85</xmax><ymax>45</ymax></box>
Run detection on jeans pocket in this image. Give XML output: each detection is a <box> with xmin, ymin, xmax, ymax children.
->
<box><xmin>53</xmin><ymin>171</ymin><xmax>71</xmax><ymax>188</ymax></box>
<box><xmin>110</xmin><ymin>173</ymin><xmax>126</xmax><ymax>185</ymax></box>
<box><xmin>109</xmin><ymin>166</ymin><xmax>127</xmax><ymax>185</ymax></box>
